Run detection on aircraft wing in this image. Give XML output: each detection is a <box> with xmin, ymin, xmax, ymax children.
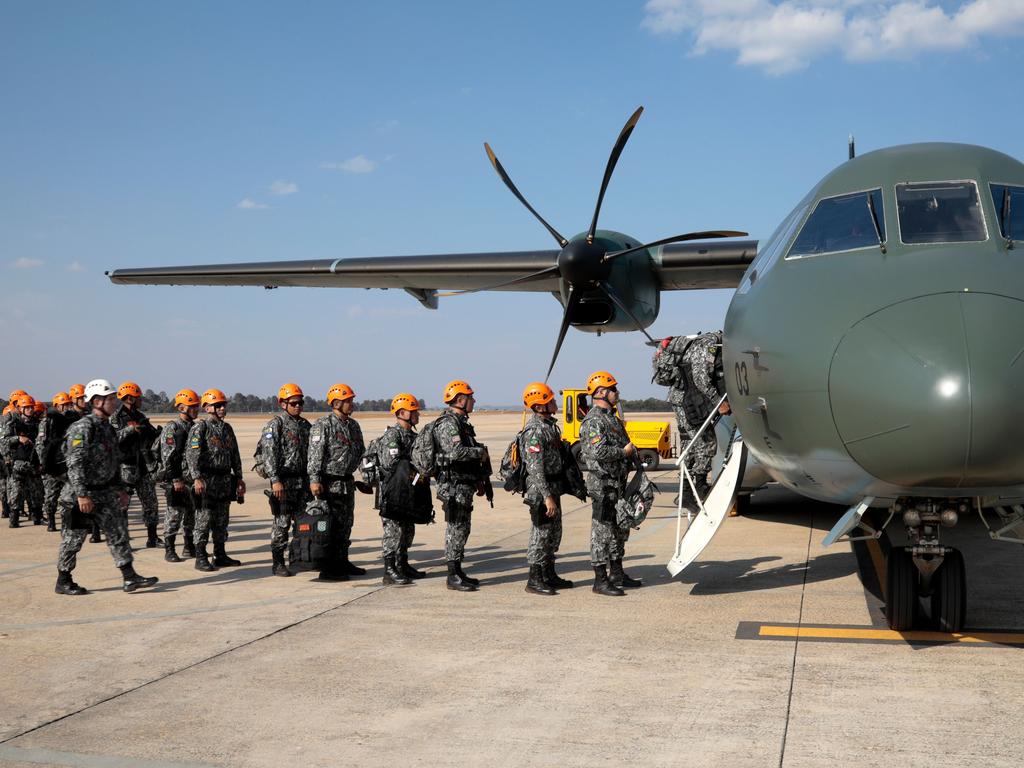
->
<box><xmin>106</xmin><ymin>240</ymin><xmax>757</xmax><ymax>298</ymax></box>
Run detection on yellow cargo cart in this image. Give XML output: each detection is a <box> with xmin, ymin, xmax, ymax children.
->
<box><xmin>559</xmin><ymin>388</ymin><xmax>674</xmax><ymax>470</ymax></box>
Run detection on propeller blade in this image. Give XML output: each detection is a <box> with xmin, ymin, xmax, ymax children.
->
<box><xmin>483</xmin><ymin>143</ymin><xmax>568</xmax><ymax>248</ymax></box>
<box><xmin>599</xmin><ymin>281</ymin><xmax>657</xmax><ymax>344</ymax></box>
<box><xmin>602</xmin><ymin>230</ymin><xmax>749</xmax><ymax>264</ymax></box>
<box><xmin>436</xmin><ymin>265</ymin><xmax>560</xmax><ymax>297</ymax></box>
<box><xmin>545</xmin><ymin>286</ymin><xmax>579</xmax><ymax>383</ymax></box>
<box><xmin>587</xmin><ymin>106</ymin><xmax>644</xmax><ymax>243</ymax></box>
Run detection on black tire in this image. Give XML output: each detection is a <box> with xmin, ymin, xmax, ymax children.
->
<box><xmin>570</xmin><ymin>441</ymin><xmax>583</xmax><ymax>466</ymax></box>
<box><xmin>886</xmin><ymin>546</ymin><xmax>919</xmax><ymax>631</ymax></box>
<box><xmin>638</xmin><ymin>449</ymin><xmax>660</xmax><ymax>471</ymax></box>
<box><xmin>733</xmin><ymin>493</ymin><xmax>752</xmax><ymax>516</ymax></box>
<box><xmin>930</xmin><ymin>549</ymin><xmax>966</xmax><ymax>633</ymax></box>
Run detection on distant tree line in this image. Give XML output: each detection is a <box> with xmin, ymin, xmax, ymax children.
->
<box><xmin>620</xmin><ymin>397</ymin><xmax>672</xmax><ymax>412</ymax></box>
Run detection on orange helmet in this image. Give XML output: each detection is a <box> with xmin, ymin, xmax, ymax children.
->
<box><xmin>2</xmin><ymin>404</ymin><xmax>12</xmax><ymax>415</ymax></box>
<box><xmin>201</xmin><ymin>388</ymin><xmax>228</xmax><ymax>407</ymax></box>
<box><xmin>390</xmin><ymin>393</ymin><xmax>421</xmax><ymax>414</ymax></box>
<box><xmin>326</xmin><ymin>383</ymin><xmax>355</xmax><ymax>404</ymax></box>
<box><xmin>53</xmin><ymin>392</ymin><xmax>71</xmax><ymax>406</ymax></box>
<box><xmin>586</xmin><ymin>371</ymin><xmax>618</xmax><ymax>396</ymax></box>
<box><xmin>9</xmin><ymin>389</ymin><xmax>26</xmax><ymax>402</ymax></box>
<box><xmin>443</xmin><ymin>380</ymin><xmax>474</xmax><ymax>404</ymax></box>
<box><xmin>15</xmin><ymin>394</ymin><xmax>36</xmax><ymax>409</ymax></box>
<box><xmin>68</xmin><ymin>384</ymin><xmax>86</xmax><ymax>399</ymax></box>
<box><xmin>278</xmin><ymin>383</ymin><xmax>303</xmax><ymax>402</ymax></box>
<box><xmin>34</xmin><ymin>401</ymin><xmax>47</xmax><ymax>415</ymax></box>
<box><xmin>174</xmin><ymin>389</ymin><xmax>200</xmax><ymax>408</ymax></box>
<box><xmin>523</xmin><ymin>382</ymin><xmax>555</xmax><ymax>409</ymax></box>
<box><xmin>117</xmin><ymin>381</ymin><xmax>142</xmax><ymax>399</ymax></box>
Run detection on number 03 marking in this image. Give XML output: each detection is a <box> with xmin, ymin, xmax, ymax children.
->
<box><xmin>734</xmin><ymin>362</ymin><xmax>750</xmax><ymax>396</ymax></box>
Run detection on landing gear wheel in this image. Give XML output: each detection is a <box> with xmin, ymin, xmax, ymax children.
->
<box><xmin>732</xmin><ymin>493</ymin><xmax>751</xmax><ymax>516</ymax></box>
<box><xmin>886</xmin><ymin>546</ymin><xmax>919</xmax><ymax>631</ymax></box>
<box><xmin>638</xmin><ymin>449</ymin><xmax>660</xmax><ymax>471</ymax></box>
<box><xmin>930</xmin><ymin>549</ymin><xmax>966</xmax><ymax>633</ymax></box>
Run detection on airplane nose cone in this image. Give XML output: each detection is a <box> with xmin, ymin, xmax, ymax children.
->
<box><xmin>829</xmin><ymin>292</ymin><xmax>1024</xmax><ymax>488</ymax></box>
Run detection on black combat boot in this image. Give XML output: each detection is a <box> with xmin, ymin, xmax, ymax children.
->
<box><xmin>181</xmin><ymin>527</ymin><xmax>195</xmax><ymax>558</ymax></box>
<box><xmin>89</xmin><ymin>520</ymin><xmax>102</xmax><ymax>543</ymax></box>
<box><xmin>543</xmin><ymin>557</ymin><xmax>573</xmax><ymax>589</ymax></box>
<box><xmin>525</xmin><ymin>563</ymin><xmax>557</xmax><ymax>595</ymax></box>
<box><xmin>1</xmin><ymin>498</ymin><xmax>9</xmax><ymax>518</ymax></box>
<box><xmin>383</xmin><ymin>555</ymin><xmax>412</xmax><ymax>586</ymax></box>
<box><xmin>272</xmin><ymin>549</ymin><xmax>292</xmax><ymax>577</ymax></box>
<box><xmin>120</xmin><ymin>563</ymin><xmax>159</xmax><ymax>593</ymax></box>
<box><xmin>609</xmin><ymin>558</ymin><xmax>642</xmax><ymax>589</ymax></box>
<box><xmin>164</xmin><ymin>535</ymin><xmax>184</xmax><ymax>563</ymax></box>
<box><xmin>455</xmin><ymin>561</ymin><xmax>480</xmax><ymax>586</ymax></box>
<box><xmin>46</xmin><ymin>509</ymin><xmax>57</xmax><ymax>532</ymax></box>
<box><xmin>194</xmin><ymin>545</ymin><xmax>217</xmax><ymax>572</ymax></box>
<box><xmin>212</xmin><ymin>542</ymin><xmax>241</xmax><ymax>567</ymax></box>
<box><xmin>145</xmin><ymin>524</ymin><xmax>162</xmax><ymax>548</ymax></box>
<box><xmin>446</xmin><ymin>561</ymin><xmax>477</xmax><ymax>592</ymax></box>
<box><xmin>54</xmin><ymin>570</ymin><xmax>88</xmax><ymax>596</ymax></box>
<box><xmin>399</xmin><ymin>551</ymin><xmax>426</xmax><ymax>579</ymax></box>
<box><xmin>8</xmin><ymin>510</ymin><xmax>19</xmax><ymax>528</ymax></box>
<box><xmin>341</xmin><ymin>546</ymin><xmax>367</xmax><ymax>576</ymax></box>
<box><xmin>592</xmin><ymin>564</ymin><xmax>625</xmax><ymax>597</ymax></box>
<box><xmin>32</xmin><ymin>508</ymin><xmax>44</xmax><ymax>525</ymax></box>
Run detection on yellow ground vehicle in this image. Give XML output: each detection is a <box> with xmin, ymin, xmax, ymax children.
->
<box><xmin>559</xmin><ymin>389</ymin><xmax>674</xmax><ymax>470</ymax></box>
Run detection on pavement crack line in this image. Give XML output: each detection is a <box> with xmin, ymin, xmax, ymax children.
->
<box><xmin>777</xmin><ymin>506</ymin><xmax>814</xmax><ymax>768</ymax></box>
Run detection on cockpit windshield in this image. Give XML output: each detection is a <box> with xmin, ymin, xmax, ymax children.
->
<box><xmin>787</xmin><ymin>189</ymin><xmax>885</xmax><ymax>259</ymax></box>
<box><xmin>896</xmin><ymin>181</ymin><xmax>986</xmax><ymax>244</ymax></box>
<box><xmin>990</xmin><ymin>184</ymin><xmax>1024</xmax><ymax>241</ymax></box>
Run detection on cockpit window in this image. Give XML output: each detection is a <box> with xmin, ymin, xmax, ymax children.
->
<box><xmin>787</xmin><ymin>189</ymin><xmax>885</xmax><ymax>259</ymax></box>
<box><xmin>896</xmin><ymin>181</ymin><xmax>986</xmax><ymax>244</ymax></box>
<box><xmin>990</xmin><ymin>184</ymin><xmax>1024</xmax><ymax>241</ymax></box>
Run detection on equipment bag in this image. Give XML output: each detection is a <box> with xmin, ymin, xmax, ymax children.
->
<box><xmin>411</xmin><ymin>418</ymin><xmax>442</xmax><ymax>477</ymax></box>
<box><xmin>287</xmin><ymin>499</ymin><xmax>333</xmax><ymax>572</ymax></box>
<box><xmin>498</xmin><ymin>436</ymin><xmax>526</xmax><ymax>495</ymax></box>
<box><xmin>652</xmin><ymin>336</ymin><xmax>693</xmax><ymax>386</ymax></box>
<box><xmin>379</xmin><ymin>458</ymin><xmax>434</xmax><ymax>525</ymax></box>
<box><xmin>615</xmin><ymin>465</ymin><xmax>656</xmax><ymax>529</ymax></box>
<box><xmin>360</xmin><ymin>435</ymin><xmax>383</xmax><ymax>488</ymax></box>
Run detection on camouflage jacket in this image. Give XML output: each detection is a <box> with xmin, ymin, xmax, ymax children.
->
<box><xmin>521</xmin><ymin>412</ymin><xmax>565</xmax><ymax>503</ymax></box>
<box><xmin>307</xmin><ymin>413</ymin><xmax>364</xmax><ymax>491</ymax></box>
<box><xmin>667</xmin><ymin>332</ymin><xmax>720</xmax><ymax>408</ymax></box>
<box><xmin>261</xmin><ymin>412</ymin><xmax>311</xmax><ymax>488</ymax></box>
<box><xmin>579</xmin><ymin>404</ymin><xmax>630</xmax><ymax>495</ymax></box>
<box><xmin>374</xmin><ymin>424</ymin><xmax>417</xmax><ymax>477</ymax></box>
<box><xmin>186</xmin><ymin>418</ymin><xmax>242</xmax><ymax>500</ymax></box>
<box><xmin>433</xmin><ymin>409</ymin><xmax>487</xmax><ymax>501</ymax></box>
<box><xmin>110</xmin><ymin>404</ymin><xmax>158</xmax><ymax>472</ymax></box>
<box><xmin>159</xmin><ymin>416</ymin><xmax>195</xmax><ymax>484</ymax></box>
<box><xmin>64</xmin><ymin>413</ymin><xmax>121</xmax><ymax>497</ymax></box>
<box><xmin>2</xmin><ymin>413</ymin><xmax>40</xmax><ymax>468</ymax></box>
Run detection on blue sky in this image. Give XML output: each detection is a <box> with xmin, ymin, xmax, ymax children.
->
<box><xmin>4</xmin><ymin>1</ymin><xmax>1024</xmax><ymax>406</ymax></box>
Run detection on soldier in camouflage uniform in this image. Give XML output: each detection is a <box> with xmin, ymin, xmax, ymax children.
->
<box><xmin>36</xmin><ymin>392</ymin><xmax>76</xmax><ymax>532</ymax></box>
<box><xmin>519</xmin><ymin>382</ymin><xmax>575</xmax><ymax>595</ymax></box>
<box><xmin>375</xmin><ymin>393</ymin><xmax>428</xmax><ymax>586</ymax></box>
<box><xmin>2</xmin><ymin>394</ymin><xmax>44</xmax><ymax>527</ymax></box>
<box><xmin>0</xmin><ymin>402</ymin><xmax>11</xmax><ymax>520</ymax></box>
<box><xmin>68</xmin><ymin>384</ymin><xmax>96</xmax><ymax>538</ymax></box>
<box><xmin>579</xmin><ymin>371</ymin><xmax>641</xmax><ymax>597</ymax></box>
<box><xmin>307</xmin><ymin>383</ymin><xmax>365</xmax><ymax>581</ymax></box>
<box><xmin>427</xmin><ymin>379</ymin><xmax>489</xmax><ymax>592</ymax></box>
<box><xmin>158</xmin><ymin>389</ymin><xmax>201</xmax><ymax>563</ymax></box>
<box><xmin>262</xmin><ymin>383</ymin><xmax>311</xmax><ymax>577</ymax></box>
<box><xmin>186</xmin><ymin>389</ymin><xmax>245</xmax><ymax>572</ymax></box>
<box><xmin>54</xmin><ymin>379</ymin><xmax>158</xmax><ymax>596</ymax></box>
<box><xmin>110</xmin><ymin>381</ymin><xmax>162</xmax><ymax>548</ymax></box>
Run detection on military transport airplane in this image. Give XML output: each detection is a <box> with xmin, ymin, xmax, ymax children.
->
<box><xmin>109</xmin><ymin>107</ymin><xmax>1024</xmax><ymax>634</ymax></box>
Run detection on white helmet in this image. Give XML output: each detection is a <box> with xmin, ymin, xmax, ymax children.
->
<box><xmin>84</xmin><ymin>379</ymin><xmax>116</xmax><ymax>401</ymax></box>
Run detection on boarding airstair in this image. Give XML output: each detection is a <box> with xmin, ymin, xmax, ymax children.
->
<box><xmin>667</xmin><ymin>394</ymin><xmax>747</xmax><ymax>577</ymax></box>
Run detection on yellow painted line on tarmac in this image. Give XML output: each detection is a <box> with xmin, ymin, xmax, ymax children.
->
<box><xmin>756</xmin><ymin>624</ymin><xmax>1024</xmax><ymax>645</ymax></box>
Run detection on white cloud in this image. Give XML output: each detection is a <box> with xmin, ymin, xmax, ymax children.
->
<box><xmin>268</xmin><ymin>179</ymin><xmax>298</xmax><ymax>196</ymax></box>
<box><xmin>237</xmin><ymin>198</ymin><xmax>269</xmax><ymax>210</ymax></box>
<box><xmin>11</xmin><ymin>257</ymin><xmax>43</xmax><ymax>269</ymax></box>
<box><xmin>643</xmin><ymin>0</ymin><xmax>1024</xmax><ymax>74</ymax></box>
<box><xmin>321</xmin><ymin>155</ymin><xmax>379</xmax><ymax>174</ymax></box>
<box><xmin>67</xmin><ymin>261</ymin><xmax>84</xmax><ymax>272</ymax></box>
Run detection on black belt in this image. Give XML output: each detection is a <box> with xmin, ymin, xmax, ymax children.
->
<box><xmin>325</xmin><ymin>473</ymin><xmax>354</xmax><ymax>482</ymax></box>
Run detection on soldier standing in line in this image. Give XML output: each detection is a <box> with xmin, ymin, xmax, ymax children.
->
<box><xmin>2</xmin><ymin>393</ymin><xmax>44</xmax><ymax>528</ymax></box>
<box><xmin>428</xmin><ymin>380</ymin><xmax>490</xmax><ymax>593</ymax></box>
<box><xmin>36</xmin><ymin>392</ymin><xmax>76</xmax><ymax>532</ymax></box>
<box><xmin>307</xmin><ymin>383</ymin><xmax>365</xmax><ymax>581</ymax></box>
<box><xmin>158</xmin><ymin>389</ymin><xmax>201</xmax><ymax>563</ymax></box>
<box><xmin>186</xmin><ymin>389</ymin><xmax>245</xmax><ymax>572</ymax></box>
<box><xmin>67</xmin><ymin>383</ymin><xmax>105</xmax><ymax>544</ymax></box>
<box><xmin>110</xmin><ymin>381</ymin><xmax>162</xmax><ymax>548</ymax></box>
<box><xmin>579</xmin><ymin>371</ymin><xmax>640</xmax><ymax>597</ymax></box>
<box><xmin>375</xmin><ymin>393</ymin><xmax>428</xmax><ymax>586</ymax></box>
<box><xmin>519</xmin><ymin>382</ymin><xmax>575</xmax><ymax>595</ymax></box>
<box><xmin>0</xmin><ymin>391</ymin><xmax>27</xmax><ymax>520</ymax></box>
<box><xmin>262</xmin><ymin>383</ymin><xmax>311</xmax><ymax>578</ymax></box>
<box><xmin>54</xmin><ymin>379</ymin><xmax>159</xmax><ymax>596</ymax></box>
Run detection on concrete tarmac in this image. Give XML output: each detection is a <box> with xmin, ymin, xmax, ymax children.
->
<box><xmin>2</xmin><ymin>412</ymin><xmax>1024</xmax><ymax>767</ymax></box>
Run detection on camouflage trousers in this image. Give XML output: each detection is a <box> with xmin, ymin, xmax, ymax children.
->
<box><xmin>442</xmin><ymin>499</ymin><xmax>473</xmax><ymax>562</ymax></box>
<box><xmin>269</xmin><ymin>487</ymin><xmax>310</xmax><ymax>554</ymax></box>
<box><xmin>43</xmin><ymin>475</ymin><xmax>65</xmax><ymax>525</ymax></box>
<box><xmin>526</xmin><ymin>503</ymin><xmax>563</xmax><ymax>565</ymax></box>
<box><xmin>195</xmin><ymin>497</ymin><xmax>231</xmax><ymax>547</ymax></box>
<box><xmin>590</xmin><ymin>518</ymin><xmax>628</xmax><ymax>564</ymax></box>
<box><xmin>122</xmin><ymin>472</ymin><xmax>159</xmax><ymax>527</ymax></box>
<box><xmin>0</xmin><ymin>474</ymin><xmax>7</xmax><ymax>515</ymax></box>
<box><xmin>57</xmin><ymin>492</ymin><xmax>132</xmax><ymax>571</ymax></box>
<box><xmin>324</xmin><ymin>489</ymin><xmax>355</xmax><ymax>550</ymax></box>
<box><xmin>381</xmin><ymin>518</ymin><xmax>415</xmax><ymax>557</ymax></box>
<box><xmin>7</xmin><ymin>474</ymin><xmax>42</xmax><ymax>519</ymax></box>
<box><xmin>676</xmin><ymin>409</ymin><xmax>717</xmax><ymax>480</ymax></box>
<box><xmin>162</xmin><ymin>485</ymin><xmax>196</xmax><ymax>536</ymax></box>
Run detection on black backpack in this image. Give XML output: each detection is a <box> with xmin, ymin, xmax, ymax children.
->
<box><xmin>379</xmin><ymin>458</ymin><xmax>434</xmax><ymax>525</ymax></box>
<box><xmin>287</xmin><ymin>499</ymin><xmax>333</xmax><ymax>571</ymax></box>
<box><xmin>499</xmin><ymin>436</ymin><xmax>526</xmax><ymax>495</ymax></box>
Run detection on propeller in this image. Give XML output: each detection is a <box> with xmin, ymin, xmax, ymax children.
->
<box><xmin>462</xmin><ymin>107</ymin><xmax>748</xmax><ymax>381</ymax></box>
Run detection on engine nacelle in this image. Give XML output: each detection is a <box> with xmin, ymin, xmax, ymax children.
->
<box><xmin>560</xmin><ymin>250</ymin><xmax>660</xmax><ymax>333</ymax></box>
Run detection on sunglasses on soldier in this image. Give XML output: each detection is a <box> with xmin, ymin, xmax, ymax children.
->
<box><xmin>286</xmin><ymin>398</ymin><xmax>304</xmax><ymax>407</ymax></box>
